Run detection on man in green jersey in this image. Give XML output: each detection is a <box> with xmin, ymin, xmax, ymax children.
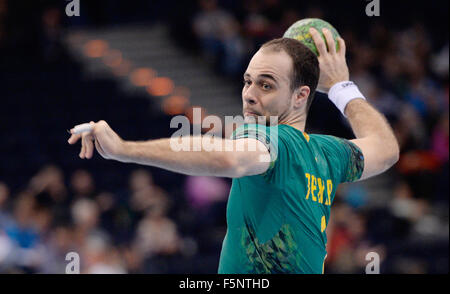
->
<box><xmin>68</xmin><ymin>27</ymin><xmax>399</xmax><ymax>274</ymax></box>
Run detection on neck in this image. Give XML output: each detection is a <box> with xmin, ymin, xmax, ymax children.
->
<box><xmin>276</xmin><ymin>106</ymin><xmax>307</xmax><ymax>131</ymax></box>
<box><xmin>278</xmin><ymin>115</ymin><xmax>306</xmax><ymax>132</ymax></box>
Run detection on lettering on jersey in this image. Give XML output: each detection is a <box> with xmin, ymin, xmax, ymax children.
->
<box><xmin>321</xmin><ymin>216</ymin><xmax>326</xmax><ymax>232</ymax></box>
<box><xmin>311</xmin><ymin>175</ymin><xmax>317</xmax><ymax>202</ymax></box>
<box><xmin>305</xmin><ymin>173</ymin><xmax>311</xmax><ymax>200</ymax></box>
<box><xmin>317</xmin><ymin>178</ymin><xmax>325</xmax><ymax>204</ymax></box>
<box><xmin>305</xmin><ymin>173</ymin><xmax>333</xmax><ymax>206</ymax></box>
<box><xmin>326</xmin><ymin>180</ymin><xmax>332</xmax><ymax>205</ymax></box>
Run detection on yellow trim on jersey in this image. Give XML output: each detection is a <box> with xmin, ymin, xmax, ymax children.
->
<box><xmin>302</xmin><ymin>132</ymin><xmax>310</xmax><ymax>142</ymax></box>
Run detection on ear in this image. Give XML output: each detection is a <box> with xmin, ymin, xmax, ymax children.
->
<box><xmin>292</xmin><ymin>85</ymin><xmax>310</xmax><ymax>110</ymax></box>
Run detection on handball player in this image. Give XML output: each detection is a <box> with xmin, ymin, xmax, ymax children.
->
<box><xmin>67</xmin><ymin>28</ymin><xmax>399</xmax><ymax>274</ymax></box>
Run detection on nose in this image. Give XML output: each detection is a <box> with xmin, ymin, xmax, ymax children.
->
<box><xmin>242</xmin><ymin>85</ymin><xmax>257</xmax><ymax>106</ymax></box>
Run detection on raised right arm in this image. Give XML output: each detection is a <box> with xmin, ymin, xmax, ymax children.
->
<box><xmin>346</xmin><ymin>98</ymin><xmax>399</xmax><ymax>180</ymax></box>
<box><xmin>309</xmin><ymin>27</ymin><xmax>399</xmax><ymax>181</ymax></box>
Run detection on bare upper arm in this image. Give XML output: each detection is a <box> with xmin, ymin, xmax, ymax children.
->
<box><xmin>224</xmin><ymin>138</ymin><xmax>271</xmax><ymax>178</ymax></box>
<box><xmin>350</xmin><ymin>137</ymin><xmax>398</xmax><ymax>181</ymax></box>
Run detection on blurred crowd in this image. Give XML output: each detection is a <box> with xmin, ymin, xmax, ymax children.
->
<box><xmin>0</xmin><ymin>166</ymin><xmax>229</xmax><ymax>273</ymax></box>
<box><xmin>0</xmin><ymin>0</ymin><xmax>449</xmax><ymax>273</ymax></box>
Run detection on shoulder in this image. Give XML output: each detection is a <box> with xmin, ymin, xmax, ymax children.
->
<box><xmin>309</xmin><ymin>134</ymin><xmax>364</xmax><ymax>182</ymax></box>
<box><xmin>309</xmin><ymin>134</ymin><xmax>362</xmax><ymax>162</ymax></box>
<box><xmin>309</xmin><ymin>134</ymin><xmax>355</xmax><ymax>150</ymax></box>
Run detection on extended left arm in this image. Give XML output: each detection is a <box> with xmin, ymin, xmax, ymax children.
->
<box><xmin>68</xmin><ymin>120</ymin><xmax>270</xmax><ymax>178</ymax></box>
<box><xmin>120</xmin><ymin>136</ymin><xmax>270</xmax><ymax>177</ymax></box>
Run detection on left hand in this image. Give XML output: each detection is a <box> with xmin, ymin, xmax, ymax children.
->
<box><xmin>309</xmin><ymin>27</ymin><xmax>349</xmax><ymax>93</ymax></box>
<box><xmin>68</xmin><ymin>120</ymin><xmax>126</xmax><ymax>161</ymax></box>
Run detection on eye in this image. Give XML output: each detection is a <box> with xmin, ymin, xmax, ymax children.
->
<box><xmin>243</xmin><ymin>79</ymin><xmax>251</xmax><ymax>86</ymax></box>
<box><xmin>261</xmin><ymin>82</ymin><xmax>272</xmax><ymax>90</ymax></box>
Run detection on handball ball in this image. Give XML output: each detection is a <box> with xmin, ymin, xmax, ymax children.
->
<box><xmin>283</xmin><ymin>18</ymin><xmax>340</xmax><ymax>56</ymax></box>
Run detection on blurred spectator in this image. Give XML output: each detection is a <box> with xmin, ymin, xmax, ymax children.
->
<box><xmin>193</xmin><ymin>0</ymin><xmax>246</xmax><ymax>75</ymax></box>
<box><xmin>184</xmin><ymin>176</ymin><xmax>229</xmax><ymax>211</ymax></box>
<box><xmin>128</xmin><ymin>169</ymin><xmax>170</xmax><ymax>214</ymax></box>
<box><xmin>431</xmin><ymin>112</ymin><xmax>449</xmax><ymax>162</ymax></box>
<box><xmin>40</xmin><ymin>6</ymin><xmax>64</xmax><ymax>63</ymax></box>
<box><xmin>29</xmin><ymin>165</ymin><xmax>68</xmax><ymax>203</ymax></box>
<box><xmin>133</xmin><ymin>209</ymin><xmax>181</xmax><ymax>259</ymax></box>
<box><xmin>430</xmin><ymin>43</ymin><xmax>449</xmax><ymax>80</ymax></box>
<box><xmin>70</xmin><ymin>169</ymin><xmax>96</xmax><ymax>199</ymax></box>
<box><xmin>83</xmin><ymin>233</ymin><xmax>126</xmax><ymax>274</ymax></box>
<box><xmin>0</xmin><ymin>182</ymin><xmax>11</xmax><ymax>225</ymax></box>
<box><xmin>1</xmin><ymin>191</ymin><xmax>45</xmax><ymax>272</ymax></box>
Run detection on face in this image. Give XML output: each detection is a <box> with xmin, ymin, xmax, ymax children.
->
<box><xmin>242</xmin><ymin>48</ymin><xmax>305</xmax><ymax>125</ymax></box>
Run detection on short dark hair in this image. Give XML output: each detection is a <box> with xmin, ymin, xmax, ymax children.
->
<box><xmin>261</xmin><ymin>38</ymin><xmax>319</xmax><ymax>115</ymax></box>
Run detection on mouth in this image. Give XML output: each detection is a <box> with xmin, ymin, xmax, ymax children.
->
<box><xmin>244</xmin><ymin>110</ymin><xmax>259</xmax><ymax>116</ymax></box>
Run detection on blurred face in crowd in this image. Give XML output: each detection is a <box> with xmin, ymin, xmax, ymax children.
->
<box><xmin>242</xmin><ymin>47</ymin><xmax>310</xmax><ymax>125</ymax></box>
<box><xmin>129</xmin><ymin>169</ymin><xmax>153</xmax><ymax>192</ymax></box>
<box><xmin>71</xmin><ymin>169</ymin><xmax>95</xmax><ymax>196</ymax></box>
<box><xmin>0</xmin><ymin>182</ymin><xmax>9</xmax><ymax>208</ymax></box>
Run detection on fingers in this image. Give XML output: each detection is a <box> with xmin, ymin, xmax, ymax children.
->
<box><xmin>85</xmin><ymin>134</ymin><xmax>95</xmax><ymax>159</ymax></box>
<box><xmin>69</xmin><ymin>121</ymin><xmax>96</xmax><ymax>159</ymax></box>
<box><xmin>68</xmin><ymin>133</ymin><xmax>81</xmax><ymax>144</ymax></box>
<box><xmin>309</xmin><ymin>27</ymin><xmax>327</xmax><ymax>57</ymax></box>
<box><xmin>79</xmin><ymin>135</ymin><xmax>86</xmax><ymax>158</ymax></box>
<box><xmin>78</xmin><ymin>132</ymin><xmax>94</xmax><ymax>159</ymax></box>
<box><xmin>85</xmin><ymin>121</ymin><xmax>96</xmax><ymax>159</ymax></box>
<box><xmin>322</xmin><ymin>28</ymin><xmax>336</xmax><ymax>55</ymax></box>
<box><xmin>338</xmin><ymin>37</ymin><xmax>346</xmax><ymax>57</ymax></box>
<box><xmin>68</xmin><ymin>121</ymin><xmax>93</xmax><ymax>144</ymax></box>
<box><xmin>68</xmin><ymin>120</ymin><xmax>113</xmax><ymax>160</ymax></box>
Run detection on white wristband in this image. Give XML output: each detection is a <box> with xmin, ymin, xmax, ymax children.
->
<box><xmin>328</xmin><ymin>81</ymin><xmax>366</xmax><ymax>116</ymax></box>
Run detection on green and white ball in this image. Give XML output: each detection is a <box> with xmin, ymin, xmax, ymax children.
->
<box><xmin>283</xmin><ymin>18</ymin><xmax>340</xmax><ymax>56</ymax></box>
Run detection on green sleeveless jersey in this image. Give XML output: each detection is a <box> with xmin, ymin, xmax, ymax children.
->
<box><xmin>218</xmin><ymin>124</ymin><xmax>364</xmax><ymax>274</ymax></box>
